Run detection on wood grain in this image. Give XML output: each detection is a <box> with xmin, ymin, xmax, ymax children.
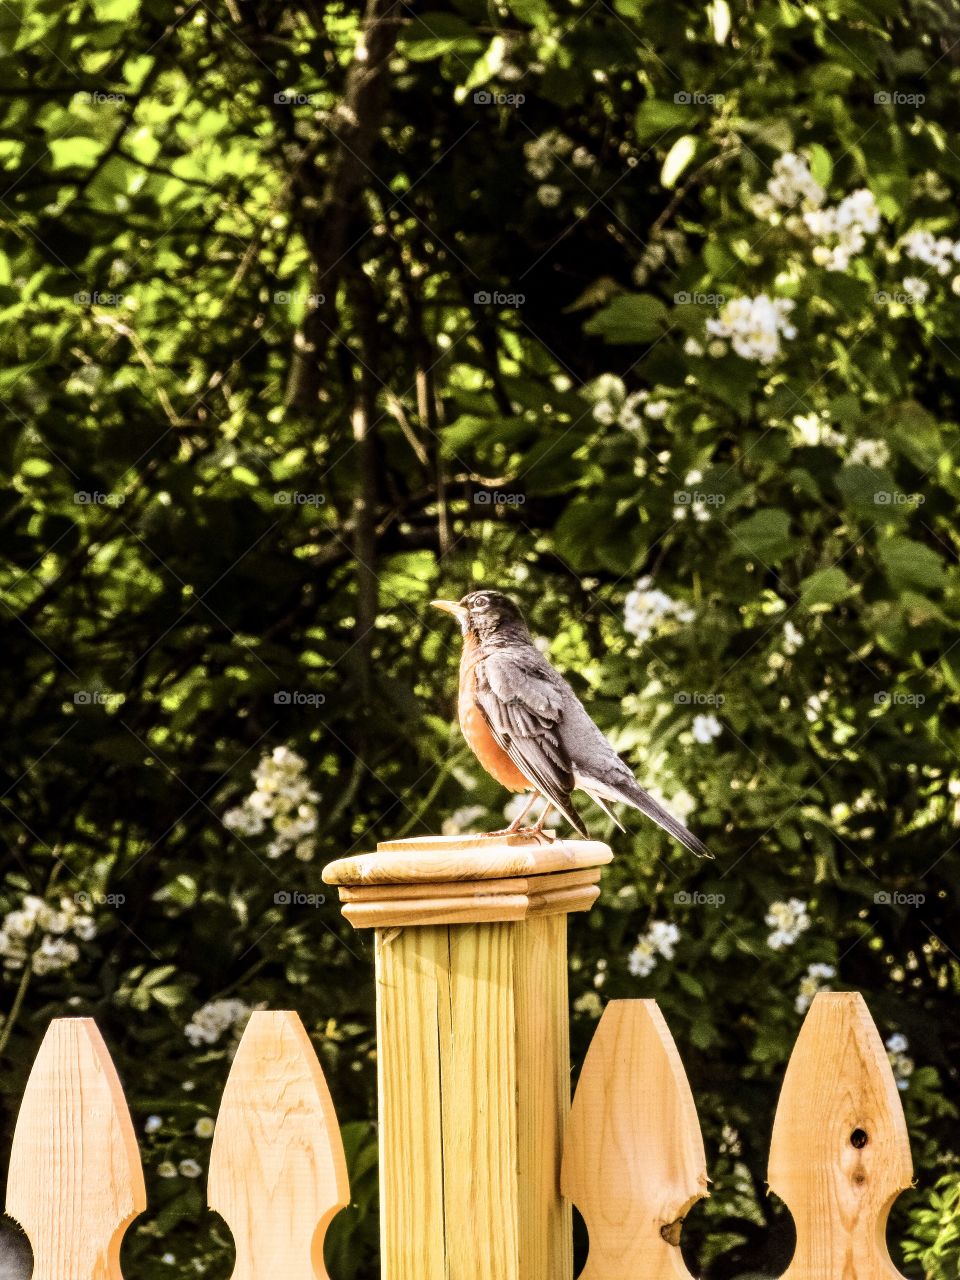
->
<box><xmin>768</xmin><ymin>991</ymin><xmax>913</xmax><ymax>1280</ymax></box>
<box><xmin>562</xmin><ymin>1000</ymin><xmax>708</xmax><ymax>1280</ymax></box>
<box><xmin>376</xmin><ymin>917</ymin><xmax>573</xmax><ymax>1280</ymax></box>
<box><xmin>323</xmin><ymin>836</ymin><xmax>612</xmax><ymax>886</ymax></box>
<box><xmin>208</xmin><ymin>1010</ymin><xmax>350</xmax><ymax>1280</ymax></box>
<box><xmin>338</xmin><ymin>866</ymin><xmax>600</xmax><ymax>901</ymax></box>
<box><xmin>6</xmin><ymin>1018</ymin><xmax>146</xmax><ymax>1280</ymax></box>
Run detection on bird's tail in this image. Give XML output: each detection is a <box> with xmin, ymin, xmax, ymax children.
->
<box><xmin>583</xmin><ymin>773</ymin><xmax>713</xmax><ymax>857</ymax></box>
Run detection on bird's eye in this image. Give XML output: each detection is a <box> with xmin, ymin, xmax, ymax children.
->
<box><xmin>472</xmin><ymin>595</ymin><xmax>490</xmax><ymax>610</ymax></box>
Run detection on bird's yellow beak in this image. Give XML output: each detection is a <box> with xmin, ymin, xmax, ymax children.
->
<box><xmin>431</xmin><ymin>599</ymin><xmax>468</xmax><ymax>625</ymax></box>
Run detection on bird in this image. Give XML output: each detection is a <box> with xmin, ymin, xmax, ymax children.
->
<box><xmin>431</xmin><ymin>589</ymin><xmax>712</xmax><ymax>857</ymax></box>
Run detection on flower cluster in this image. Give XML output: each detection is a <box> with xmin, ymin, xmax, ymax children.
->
<box><xmin>795</xmin><ymin>961</ymin><xmax>836</xmax><ymax>1013</ymax></box>
<box><xmin>846</xmin><ymin>438</ymin><xmax>891</xmax><ymax>470</ymax></box>
<box><xmin>628</xmin><ymin>920</ymin><xmax>680</xmax><ymax>978</ymax></box>
<box><xmin>901</xmin><ymin>228</ymin><xmax>960</xmax><ymax>276</ymax></box>
<box><xmin>223</xmin><ymin>745</ymin><xmax>319</xmax><ymax>860</ymax></box>
<box><xmin>803</xmin><ymin>188</ymin><xmax>881</xmax><ymax>272</ymax></box>
<box><xmin>790</xmin><ymin>411</ymin><xmax>847</xmax><ymax>449</ymax></box>
<box><xmin>0</xmin><ymin>894</ymin><xmax>96</xmax><ymax>975</ymax></box>
<box><xmin>782</xmin><ymin>620</ymin><xmax>804</xmax><ymax>655</ymax></box>
<box><xmin>886</xmin><ymin>1032</ymin><xmax>914</xmax><ymax>1091</ymax></box>
<box><xmin>624</xmin><ymin>576</ymin><xmax>695</xmax><ymax>644</ymax></box>
<box><xmin>766</xmin><ymin>898</ymin><xmax>811</xmax><ymax>950</ymax></box>
<box><xmin>706</xmin><ymin>295</ymin><xmax>796</xmax><ymax>363</ymax></box>
<box><xmin>692</xmin><ymin>713</ymin><xmax>723</xmax><ymax>744</ymax></box>
<box><xmin>672</xmin><ymin>468</ymin><xmax>713</xmax><ymax>524</ymax></box>
<box><xmin>184</xmin><ymin>997</ymin><xmax>252</xmax><ymax>1048</ymax></box>
<box><xmin>767</xmin><ymin>152</ymin><xmax>826</xmax><ymax>210</ymax></box>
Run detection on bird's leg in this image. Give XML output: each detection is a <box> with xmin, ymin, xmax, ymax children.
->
<box><xmin>479</xmin><ymin>790</ymin><xmax>539</xmax><ymax>837</ymax></box>
<box><xmin>530</xmin><ymin>802</ymin><xmax>557</xmax><ymax>843</ymax></box>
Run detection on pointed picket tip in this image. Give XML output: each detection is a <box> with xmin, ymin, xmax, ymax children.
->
<box><xmin>208</xmin><ymin>1010</ymin><xmax>350</xmax><ymax>1280</ymax></box>
<box><xmin>6</xmin><ymin>1018</ymin><xmax>145</xmax><ymax>1280</ymax></box>
<box><xmin>768</xmin><ymin>991</ymin><xmax>913</xmax><ymax>1280</ymax></box>
<box><xmin>562</xmin><ymin>1000</ymin><xmax>708</xmax><ymax>1280</ymax></box>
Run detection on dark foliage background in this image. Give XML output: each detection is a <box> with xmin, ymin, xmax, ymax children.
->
<box><xmin>3</xmin><ymin>0</ymin><xmax>960</xmax><ymax>1274</ymax></box>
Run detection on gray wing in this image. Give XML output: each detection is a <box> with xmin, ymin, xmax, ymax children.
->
<box><xmin>474</xmin><ymin>649</ymin><xmax>588</xmax><ymax>836</ymax></box>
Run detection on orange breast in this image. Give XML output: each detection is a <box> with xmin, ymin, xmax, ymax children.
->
<box><xmin>458</xmin><ymin>637</ymin><xmax>530</xmax><ymax>793</ymax></box>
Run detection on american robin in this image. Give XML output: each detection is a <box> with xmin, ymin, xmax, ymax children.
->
<box><xmin>432</xmin><ymin>590</ymin><xmax>712</xmax><ymax>856</ymax></box>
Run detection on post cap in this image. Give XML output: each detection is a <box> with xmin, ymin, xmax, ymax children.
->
<box><xmin>322</xmin><ymin>833</ymin><xmax>612</xmax><ymax>929</ymax></box>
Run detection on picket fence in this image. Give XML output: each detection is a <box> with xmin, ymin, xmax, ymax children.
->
<box><xmin>3</xmin><ymin>990</ymin><xmax>916</xmax><ymax>1280</ymax></box>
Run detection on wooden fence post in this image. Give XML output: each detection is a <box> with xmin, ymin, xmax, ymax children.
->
<box><xmin>208</xmin><ymin>1009</ymin><xmax>350</xmax><ymax>1280</ymax></box>
<box><xmin>562</xmin><ymin>1000</ymin><xmax>708</xmax><ymax>1279</ymax></box>
<box><xmin>323</xmin><ymin>832</ymin><xmax>611</xmax><ymax>1280</ymax></box>
<box><xmin>5</xmin><ymin>1018</ymin><xmax>146</xmax><ymax>1280</ymax></box>
<box><xmin>768</xmin><ymin>990</ymin><xmax>914</xmax><ymax>1280</ymax></box>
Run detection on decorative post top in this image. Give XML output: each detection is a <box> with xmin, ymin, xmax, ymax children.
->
<box><xmin>322</xmin><ymin>833</ymin><xmax>612</xmax><ymax>928</ymax></box>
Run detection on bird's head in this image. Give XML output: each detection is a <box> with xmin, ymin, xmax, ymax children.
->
<box><xmin>431</xmin><ymin>590</ymin><xmax>529</xmax><ymax>641</ymax></box>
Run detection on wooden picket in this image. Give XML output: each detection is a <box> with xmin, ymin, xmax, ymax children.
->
<box><xmin>0</xmin><ymin>990</ymin><xmax>927</xmax><ymax>1280</ymax></box>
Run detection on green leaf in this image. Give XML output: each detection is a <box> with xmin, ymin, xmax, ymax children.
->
<box><xmin>878</xmin><ymin>536</ymin><xmax>946</xmax><ymax>592</ymax></box>
<box><xmin>799</xmin><ymin>566</ymin><xmax>850</xmax><ymax>607</ymax></box>
<box><xmin>583</xmin><ymin>293</ymin><xmax>667</xmax><ymax>344</ymax></box>
<box><xmin>397</xmin><ymin>13</ymin><xmax>482</xmax><ymax>60</ymax></box>
<box><xmin>661</xmin><ymin>134</ymin><xmax>697</xmax><ymax>189</ymax></box>
<box><xmin>731</xmin><ymin>509</ymin><xmax>794</xmax><ymax>563</ymax></box>
<box><xmin>634</xmin><ymin>98</ymin><xmax>690</xmax><ymax>143</ymax></box>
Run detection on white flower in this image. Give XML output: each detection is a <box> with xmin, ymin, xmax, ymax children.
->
<box><xmin>885</xmin><ymin>1033</ymin><xmax>914</xmax><ymax>1091</ymax></box>
<box><xmin>624</xmin><ymin>576</ymin><xmax>694</xmax><ymax>644</ymax></box>
<box><xmin>802</xmin><ymin>188</ymin><xmax>880</xmax><ymax>271</ymax></box>
<box><xmin>795</xmin><ymin>961</ymin><xmax>836</xmax><ymax>1013</ymax></box>
<box><xmin>32</xmin><ymin>936</ymin><xmax>80</xmax><ymax>976</ymax></box>
<box><xmin>684</xmin><ymin>337</ymin><xmax>704</xmax><ymax>357</ymax></box>
<box><xmin>846</xmin><ymin>437</ymin><xmax>890</xmax><ymax>470</ymax></box>
<box><xmin>692</xmin><ymin>713</ymin><xmax>722</xmax><ymax>744</ymax></box>
<box><xmin>157</xmin><ymin>1162</ymin><xmax>178</xmax><ymax>1179</ymax></box>
<box><xmin>572</xmin><ymin>146</ymin><xmax>594</xmax><ymax>168</ymax></box>
<box><xmin>628</xmin><ymin>920</ymin><xmax>680</xmax><ymax>977</ymax></box>
<box><xmin>573</xmin><ymin>991</ymin><xmax>603</xmax><ymax>1017</ymax></box>
<box><xmin>706</xmin><ymin>294</ymin><xmax>796</xmax><ymax>364</ymax></box>
<box><xmin>442</xmin><ymin>805</ymin><xmax>488</xmax><ymax>836</ymax></box>
<box><xmin>902</xmin><ymin>276</ymin><xmax>929</xmax><ymax>302</ymax></box>
<box><xmin>645</xmin><ymin>399</ymin><xmax>669</xmax><ymax>420</ymax></box>
<box><xmin>766</xmin><ymin>898</ymin><xmax>811</xmax><ymax>950</ymax></box>
<box><xmin>145</xmin><ymin>1115</ymin><xmax>163</xmax><ymax>1134</ymax></box>
<box><xmin>782</xmin><ymin>620</ymin><xmax>804</xmax><ymax>655</ymax></box>
<box><xmin>184</xmin><ymin>998</ymin><xmax>252</xmax><ymax>1048</ymax></box>
<box><xmin>195</xmin><ymin>1117</ymin><xmax>215</xmax><ymax>1138</ymax></box>
<box><xmin>790</xmin><ymin>411</ymin><xmax>846</xmax><ymax>449</ymax></box>
<box><xmin>767</xmin><ymin>152</ymin><xmax>826</xmax><ymax>210</ymax></box>
<box><xmin>178</xmin><ymin>1159</ymin><xmax>203</xmax><ymax>1179</ymax></box>
<box><xmin>902</xmin><ymin>227</ymin><xmax>957</xmax><ymax>276</ymax></box>
<box><xmin>537</xmin><ymin>184</ymin><xmax>562</xmax><ymax>208</ymax></box>
<box><xmin>224</xmin><ymin>745</ymin><xmax>319</xmax><ymax>860</ymax></box>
